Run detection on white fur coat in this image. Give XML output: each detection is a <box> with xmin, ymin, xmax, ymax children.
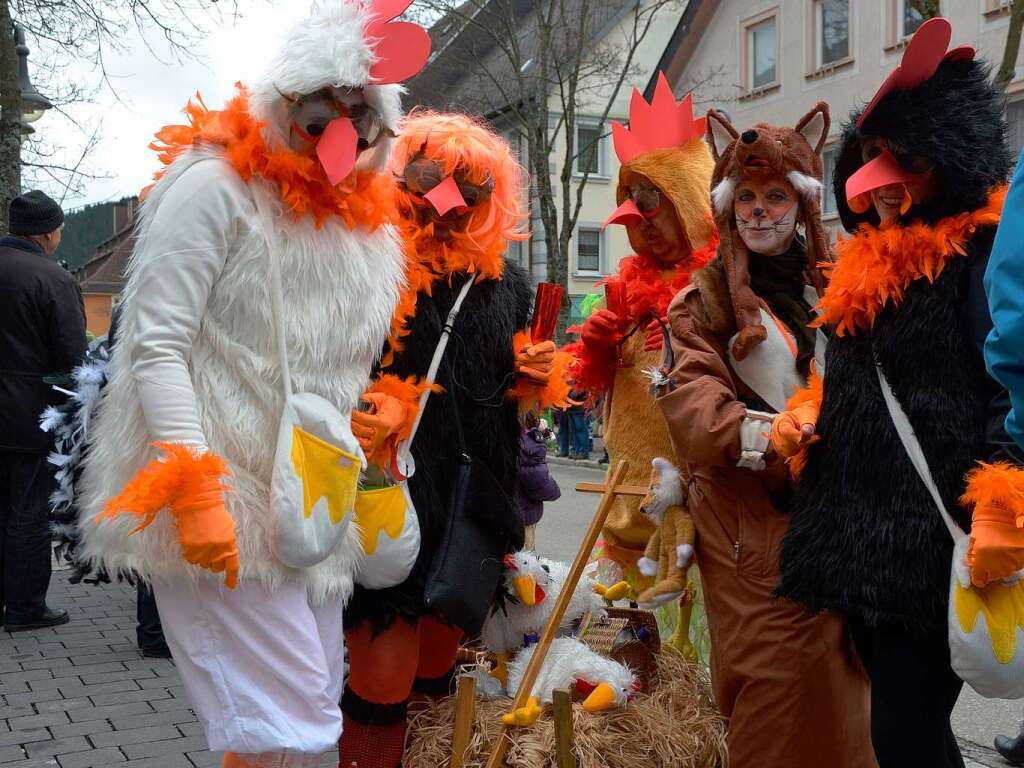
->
<box><xmin>77</xmin><ymin>149</ymin><xmax>404</xmax><ymax>604</ymax></box>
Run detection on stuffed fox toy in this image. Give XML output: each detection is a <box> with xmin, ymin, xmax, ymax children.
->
<box><xmin>636</xmin><ymin>458</ymin><xmax>695</xmax><ymax>608</ymax></box>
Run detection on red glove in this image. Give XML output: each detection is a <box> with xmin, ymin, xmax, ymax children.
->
<box><xmin>581</xmin><ymin>309</ymin><xmax>622</xmax><ymax>349</ymax></box>
<box><xmin>643</xmin><ymin>318</ymin><xmax>666</xmax><ymax>352</ymax></box>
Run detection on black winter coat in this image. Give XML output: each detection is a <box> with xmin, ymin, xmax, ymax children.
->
<box><xmin>0</xmin><ymin>236</ymin><xmax>87</xmax><ymax>452</ymax></box>
<box><xmin>777</xmin><ymin>228</ymin><xmax>1021</xmax><ymax>631</ymax></box>
<box><xmin>345</xmin><ymin>261</ymin><xmax>532</xmax><ymax>632</ymax></box>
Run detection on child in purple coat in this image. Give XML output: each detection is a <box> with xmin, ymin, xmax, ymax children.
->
<box><xmin>516</xmin><ymin>413</ymin><xmax>561</xmax><ymax>550</ymax></box>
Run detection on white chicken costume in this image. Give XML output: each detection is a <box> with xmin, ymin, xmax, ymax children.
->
<box><xmin>76</xmin><ymin>3</ymin><xmax>429</xmax><ymax>766</ymax></box>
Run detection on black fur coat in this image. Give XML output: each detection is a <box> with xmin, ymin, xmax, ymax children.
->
<box><xmin>776</xmin><ymin>230</ymin><xmax>1020</xmax><ymax>630</ymax></box>
<box><xmin>345</xmin><ymin>260</ymin><xmax>532</xmax><ymax>632</ymax></box>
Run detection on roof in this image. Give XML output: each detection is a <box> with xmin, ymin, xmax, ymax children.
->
<box><xmin>79</xmin><ymin>226</ymin><xmax>135</xmax><ymax>296</ymax></box>
<box><xmin>645</xmin><ymin>0</ymin><xmax>719</xmax><ymax>98</ymax></box>
<box><xmin>405</xmin><ymin>0</ymin><xmax>639</xmax><ymax>119</ymax></box>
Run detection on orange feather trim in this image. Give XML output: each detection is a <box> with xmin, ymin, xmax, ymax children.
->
<box><xmin>145</xmin><ymin>86</ymin><xmax>396</xmax><ymax>230</ymax></box>
<box><xmin>784</xmin><ymin>366</ymin><xmax>824</xmax><ymax>480</ymax></box>
<box><xmin>96</xmin><ymin>443</ymin><xmax>232</xmax><ymax>534</ymax></box>
<box><xmin>564</xmin><ymin>230</ymin><xmax>719</xmax><ymax>394</ymax></box>
<box><xmin>814</xmin><ymin>187</ymin><xmax>1007</xmax><ymax>337</ymax></box>
<box><xmin>961</xmin><ymin>462</ymin><xmax>1024</xmax><ymax>528</ymax></box>
<box><xmin>363</xmin><ymin>374</ymin><xmax>441</xmax><ymax>468</ymax></box>
<box><xmin>507</xmin><ymin>331</ymin><xmax>573</xmax><ymax>412</ymax></box>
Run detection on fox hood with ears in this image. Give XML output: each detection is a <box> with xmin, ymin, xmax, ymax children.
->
<box><xmin>247</xmin><ymin>0</ymin><xmax>404</xmax><ymax>173</ymax></box>
<box><xmin>704</xmin><ymin>104</ymin><xmax>831</xmax><ymax>361</ymax></box>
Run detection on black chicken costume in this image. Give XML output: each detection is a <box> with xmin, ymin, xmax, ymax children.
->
<box><xmin>774</xmin><ymin>19</ymin><xmax>1024</xmax><ymax>768</ymax></box>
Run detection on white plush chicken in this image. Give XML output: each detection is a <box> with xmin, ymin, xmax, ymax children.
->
<box><xmin>481</xmin><ymin>551</ymin><xmax>625</xmax><ymax>687</ymax></box>
<box><xmin>502</xmin><ymin>637</ymin><xmax>638</xmax><ymax>726</ymax></box>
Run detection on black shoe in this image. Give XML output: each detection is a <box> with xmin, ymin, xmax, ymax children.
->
<box><xmin>4</xmin><ymin>607</ymin><xmax>69</xmax><ymax>632</ymax></box>
<box><xmin>996</xmin><ymin>734</ymin><xmax>1024</xmax><ymax>765</ymax></box>
<box><xmin>140</xmin><ymin>642</ymin><xmax>173</xmax><ymax>659</ymax></box>
<box><xmin>557</xmin><ymin>452</ymin><xmax>569</xmax><ymax>458</ymax></box>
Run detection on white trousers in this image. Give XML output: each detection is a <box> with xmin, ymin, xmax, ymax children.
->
<box><xmin>153</xmin><ymin>578</ymin><xmax>344</xmax><ymax>757</ymax></box>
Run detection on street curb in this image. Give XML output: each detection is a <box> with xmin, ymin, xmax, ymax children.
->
<box><xmin>546</xmin><ymin>455</ymin><xmax>605</xmax><ymax>471</ymax></box>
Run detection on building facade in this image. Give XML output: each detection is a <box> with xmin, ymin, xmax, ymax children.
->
<box><xmin>75</xmin><ymin>198</ymin><xmax>137</xmax><ymax>336</ymax></box>
<box><xmin>660</xmin><ymin>0</ymin><xmax>1023</xmax><ymax>233</ymax></box>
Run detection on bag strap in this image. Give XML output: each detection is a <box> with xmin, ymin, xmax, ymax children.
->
<box><xmin>250</xmin><ymin>185</ymin><xmax>294</xmax><ymax>401</ymax></box>
<box><xmin>397</xmin><ymin>276</ymin><xmax>475</xmax><ymax>476</ymax></box>
<box><xmin>875</xmin><ymin>363</ymin><xmax>967</xmax><ymax>544</ymax></box>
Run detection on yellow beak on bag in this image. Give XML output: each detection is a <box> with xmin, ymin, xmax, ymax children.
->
<box><xmin>513</xmin><ymin>574</ymin><xmax>538</xmax><ymax>606</ymax></box>
<box><xmin>291</xmin><ymin>426</ymin><xmax>360</xmax><ymax>524</ymax></box>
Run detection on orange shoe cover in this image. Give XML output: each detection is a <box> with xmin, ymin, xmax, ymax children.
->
<box><xmin>338</xmin><ymin>720</ymin><xmax>406</xmax><ymax>768</ymax></box>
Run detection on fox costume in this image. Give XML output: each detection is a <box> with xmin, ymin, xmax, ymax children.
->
<box><xmin>635</xmin><ymin>458</ymin><xmax>695</xmax><ymax>611</ymax></box>
<box><xmin>654</xmin><ymin>103</ymin><xmax>875</xmax><ymax>767</ymax></box>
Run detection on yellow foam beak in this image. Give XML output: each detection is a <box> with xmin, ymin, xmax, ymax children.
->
<box><xmin>581</xmin><ymin>682</ymin><xmax>617</xmax><ymax>713</ymax></box>
<box><xmin>513</xmin><ymin>575</ymin><xmax>537</xmax><ymax>606</ymax></box>
<box><xmin>601</xmin><ymin>581</ymin><xmax>631</xmax><ymax>602</ymax></box>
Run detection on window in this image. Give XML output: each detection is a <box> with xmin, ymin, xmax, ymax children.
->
<box><xmin>507</xmin><ymin>239</ymin><xmax>524</xmax><ymax>268</ymax></box>
<box><xmin>576</xmin><ymin>227</ymin><xmax>603</xmax><ymax>274</ymax></box>
<box><xmin>742</xmin><ymin>11</ymin><xmax>779</xmax><ymax>94</ymax></box>
<box><xmin>985</xmin><ymin>0</ymin><xmax>1013</xmax><ymax>16</ymax></box>
<box><xmin>575</xmin><ymin>121</ymin><xmax>605</xmax><ymax>176</ymax></box>
<box><xmin>815</xmin><ymin>0</ymin><xmax>849</xmax><ymax>68</ymax></box>
<box><xmin>821</xmin><ymin>146</ymin><xmax>838</xmax><ymax>217</ymax></box>
<box><xmin>898</xmin><ymin>0</ymin><xmax>928</xmax><ymax>39</ymax></box>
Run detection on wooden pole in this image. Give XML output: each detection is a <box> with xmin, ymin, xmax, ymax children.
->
<box><xmin>450</xmin><ymin>675</ymin><xmax>477</xmax><ymax>768</ymax></box>
<box><xmin>485</xmin><ymin>460</ymin><xmax>627</xmax><ymax>768</ymax></box>
<box><xmin>552</xmin><ymin>688</ymin><xmax>576</xmax><ymax>768</ymax></box>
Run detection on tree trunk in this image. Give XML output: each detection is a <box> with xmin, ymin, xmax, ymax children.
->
<box><xmin>0</xmin><ymin>0</ymin><xmax>20</xmax><ymax>232</ymax></box>
<box><xmin>996</xmin><ymin>1</ymin><xmax>1024</xmax><ymax>92</ymax></box>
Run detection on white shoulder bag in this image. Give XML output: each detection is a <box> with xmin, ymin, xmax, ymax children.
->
<box><xmin>254</xmin><ymin>191</ymin><xmax>365</xmax><ymax>570</ymax></box>
<box><xmin>876</xmin><ymin>363</ymin><xmax>1024</xmax><ymax>699</ymax></box>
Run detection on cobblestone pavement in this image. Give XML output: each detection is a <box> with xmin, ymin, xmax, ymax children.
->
<box><xmin>0</xmin><ymin>568</ymin><xmax>1009</xmax><ymax>768</ymax></box>
<box><xmin>0</xmin><ymin>571</ymin><xmax>338</xmax><ymax>768</ymax></box>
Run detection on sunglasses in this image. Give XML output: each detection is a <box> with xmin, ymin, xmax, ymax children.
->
<box><xmin>625</xmin><ymin>185</ymin><xmax>662</xmax><ymax>218</ymax></box>
<box><xmin>399</xmin><ymin>158</ymin><xmax>494</xmax><ymax>214</ymax></box>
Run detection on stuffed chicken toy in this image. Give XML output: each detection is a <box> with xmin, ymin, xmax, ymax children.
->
<box><xmin>636</xmin><ymin>458</ymin><xmax>695</xmax><ymax>609</ymax></box>
<box><xmin>502</xmin><ymin>636</ymin><xmax>639</xmax><ymax>726</ymax></box>
<box><xmin>479</xmin><ymin>551</ymin><xmax>619</xmax><ymax>686</ymax></box>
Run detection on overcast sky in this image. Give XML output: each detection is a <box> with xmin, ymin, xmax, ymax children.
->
<box><xmin>26</xmin><ymin>0</ymin><xmax>314</xmax><ymax>211</ymax></box>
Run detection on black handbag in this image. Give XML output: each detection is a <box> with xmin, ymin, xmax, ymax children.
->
<box><xmin>423</xmin><ymin>349</ymin><xmax>525</xmax><ymax>636</ymax></box>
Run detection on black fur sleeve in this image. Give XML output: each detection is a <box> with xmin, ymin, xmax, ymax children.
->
<box><xmin>959</xmin><ymin>228</ymin><xmax>1024</xmax><ymax>466</ymax></box>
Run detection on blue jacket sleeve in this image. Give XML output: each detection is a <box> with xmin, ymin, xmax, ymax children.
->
<box><xmin>985</xmin><ymin>161</ymin><xmax>1024</xmax><ymax>450</ymax></box>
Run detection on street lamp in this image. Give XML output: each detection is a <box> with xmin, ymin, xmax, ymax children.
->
<box><xmin>14</xmin><ymin>24</ymin><xmax>52</xmax><ymax>125</ymax></box>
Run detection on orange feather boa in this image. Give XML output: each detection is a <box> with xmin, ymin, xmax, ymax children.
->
<box><xmin>814</xmin><ymin>188</ymin><xmax>1007</xmax><ymax>336</ymax></box>
<box><xmin>146</xmin><ymin>86</ymin><xmax>395</xmax><ymax>230</ymax></box>
<box><xmin>564</xmin><ymin>233</ymin><xmax>719</xmax><ymax>393</ymax></box>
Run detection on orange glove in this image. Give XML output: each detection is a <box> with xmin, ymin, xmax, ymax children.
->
<box><xmin>172</xmin><ymin>470</ymin><xmax>240</xmax><ymax>590</ymax></box>
<box><xmin>98</xmin><ymin>443</ymin><xmax>239</xmax><ymax>589</ymax></box>
<box><xmin>967</xmin><ymin>502</ymin><xmax>1024</xmax><ymax>588</ymax></box>
<box><xmin>516</xmin><ymin>340</ymin><xmax>556</xmax><ymax>383</ymax></box>
<box><xmin>770</xmin><ymin>409</ymin><xmax>818</xmax><ymax>459</ymax></box>
<box><xmin>351</xmin><ymin>392</ymin><xmax>408</xmax><ymax>456</ymax></box>
<box><xmin>580</xmin><ymin>309</ymin><xmax>622</xmax><ymax>349</ymax></box>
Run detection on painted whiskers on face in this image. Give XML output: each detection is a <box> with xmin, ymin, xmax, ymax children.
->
<box><xmin>734</xmin><ymin>205</ymin><xmax>796</xmax><ymax>234</ymax></box>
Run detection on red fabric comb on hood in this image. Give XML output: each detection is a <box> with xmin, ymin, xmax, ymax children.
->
<box><xmin>857</xmin><ymin>17</ymin><xmax>974</xmax><ymax>129</ymax></box>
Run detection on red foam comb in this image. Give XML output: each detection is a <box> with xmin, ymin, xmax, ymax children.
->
<box><xmin>530</xmin><ymin>282</ymin><xmax>563</xmax><ymax>342</ymax></box>
<box><xmin>503</xmin><ymin>554</ymin><xmax>518</xmax><ymax>570</ymax></box>
<box><xmin>363</xmin><ymin>0</ymin><xmax>432</xmax><ymax>84</ymax></box>
<box><xmin>858</xmin><ymin>17</ymin><xmax>974</xmax><ymax>128</ymax></box>
<box><xmin>611</xmin><ymin>72</ymin><xmax>705</xmax><ymax>165</ymax></box>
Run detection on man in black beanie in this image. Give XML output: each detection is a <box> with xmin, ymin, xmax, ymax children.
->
<box><xmin>0</xmin><ymin>190</ymin><xmax>85</xmax><ymax>630</ymax></box>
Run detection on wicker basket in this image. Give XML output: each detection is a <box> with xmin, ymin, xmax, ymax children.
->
<box><xmin>580</xmin><ymin>606</ymin><xmax>661</xmax><ymax>691</ymax></box>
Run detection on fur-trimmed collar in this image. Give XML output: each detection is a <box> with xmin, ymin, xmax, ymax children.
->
<box><xmin>146</xmin><ymin>87</ymin><xmax>396</xmax><ymax>229</ymax></box>
<box><xmin>815</xmin><ymin>187</ymin><xmax>1006</xmax><ymax>336</ymax></box>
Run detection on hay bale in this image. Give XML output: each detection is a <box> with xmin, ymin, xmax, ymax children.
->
<box><xmin>404</xmin><ymin>650</ymin><xmax>727</xmax><ymax>768</ymax></box>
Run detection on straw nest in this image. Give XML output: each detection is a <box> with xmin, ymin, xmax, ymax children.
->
<box><xmin>404</xmin><ymin>650</ymin><xmax>727</xmax><ymax>768</ymax></box>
